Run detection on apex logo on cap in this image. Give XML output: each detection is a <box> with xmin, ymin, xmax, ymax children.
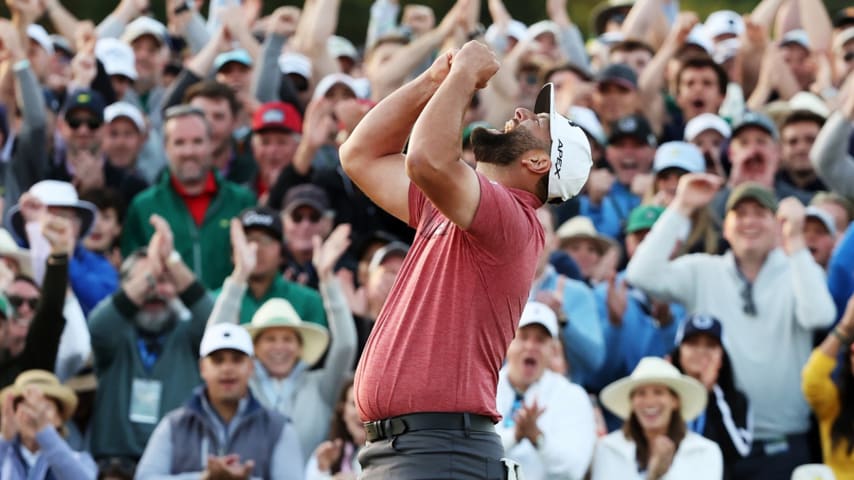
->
<box><xmin>554</xmin><ymin>139</ymin><xmax>564</xmax><ymax>178</ymax></box>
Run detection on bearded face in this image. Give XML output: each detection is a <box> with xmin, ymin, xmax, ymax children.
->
<box><xmin>471</xmin><ymin>126</ymin><xmax>549</xmax><ymax>166</ymax></box>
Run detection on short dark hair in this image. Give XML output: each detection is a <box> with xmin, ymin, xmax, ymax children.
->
<box><xmin>80</xmin><ymin>187</ymin><xmax>127</xmax><ymax>225</ymax></box>
<box><xmin>183</xmin><ymin>80</ymin><xmax>241</xmax><ymax>117</ymax></box>
<box><xmin>781</xmin><ymin>110</ymin><xmax>825</xmax><ymax>131</ymax></box>
<box><xmin>609</xmin><ymin>40</ymin><xmax>655</xmax><ymax>57</ymax></box>
<box><xmin>676</xmin><ymin>56</ymin><xmax>728</xmax><ymax>97</ymax></box>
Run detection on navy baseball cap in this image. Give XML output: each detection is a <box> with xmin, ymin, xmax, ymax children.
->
<box><xmin>62</xmin><ymin>89</ymin><xmax>106</xmax><ymax>122</ymax></box>
<box><xmin>675</xmin><ymin>314</ymin><xmax>723</xmax><ymax>346</ymax></box>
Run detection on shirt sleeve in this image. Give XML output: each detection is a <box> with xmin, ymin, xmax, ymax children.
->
<box><xmin>35</xmin><ymin>427</ymin><xmax>98</xmax><ymax>480</ymax></box>
<box><xmin>801</xmin><ymin>349</ymin><xmax>840</xmax><ymax>422</ymax></box>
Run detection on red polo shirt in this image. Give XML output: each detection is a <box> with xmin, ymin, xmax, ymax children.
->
<box><xmin>171</xmin><ymin>172</ymin><xmax>218</xmax><ymax>225</ymax></box>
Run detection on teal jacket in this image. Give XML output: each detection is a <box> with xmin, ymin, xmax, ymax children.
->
<box><xmin>120</xmin><ymin>171</ymin><xmax>256</xmax><ymax>289</ymax></box>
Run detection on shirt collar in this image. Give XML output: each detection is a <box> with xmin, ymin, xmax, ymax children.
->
<box><xmin>170</xmin><ymin>170</ymin><xmax>218</xmax><ymax>197</ymax></box>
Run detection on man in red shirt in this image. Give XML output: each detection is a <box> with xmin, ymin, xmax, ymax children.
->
<box><xmin>340</xmin><ymin>40</ymin><xmax>592</xmax><ymax>478</ymax></box>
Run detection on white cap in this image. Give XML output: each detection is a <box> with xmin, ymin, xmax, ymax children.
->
<box><xmin>367</xmin><ymin>241</ymin><xmax>409</xmax><ymax>272</ymax></box>
<box><xmin>104</xmin><ymin>101</ymin><xmax>145</xmax><ymax>131</ymax></box>
<box><xmin>653</xmin><ymin>141</ymin><xmax>705</xmax><ymax>174</ymax></box>
<box><xmin>781</xmin><ymin>29</ymin><xmax>810</xmax><ymax>50</ymax></box>
<box><xmin>527</xmin><ymin>20</ymin><xmax>560</xmax><ymax>41</ymax></box>
<box><xmin>95</xmin><ymin>38</ymin><xmax>137</xmax><ymax>80</ymax></box>
<box><xmin>805</xmin><ymin>206</ymin><xmax>837</xmax><ymax>236</ymax></box>
<box><xmin>484</xmin><ymin>19</ymin><xmax>528</xmax><ymax>45</ymax></box>
<box><xmin>27</xmin><ymin>24</ymin><xmax>54</xmax><ymax>56</ymax></box>
<box><xmin>278</xmin><ymin>52</ymin><xmax>313</xmax><ymax>80</ymax></box>
<box><xmin>788</xmin><ymin>91</ymin><xmax>830</xmax><ymax>119</ymax></box>
<box><xmin>121</xmin><ymin>17</ymin><xmax>168</xmax><ymax>45</ymax></box>
<box><xmin>534</xmin><ymin>83</ymin><xmax>593</xmax><ymax>202</ymax></box>
<box><xmin>791</xmin><ymin>464</ymin><xmax>836</xmax><ymax>480</ymax></box>
<box><xmin>684</xmin><ymin>113</ymin><xmax>732</xmax><ymax>142</ymax></box>
<box><xmin>685</xmin><ymin>24</ymin><xmax>714</xmax><ymax>54</ymax></box>
<box><xmin>704</xmin><ymin>10</ymin><xmax>745</xmax><ymax>40</ymax></box>
<box><xmin>713</xmin><ymin>37</ymin><xmax>741</xmax><ymax>64</ymax></box>
<box><xmin>518</xmin><ymin>301</ymin><xmax>559</xmax><ymax>337</ymax></box>
<box><xmin>568</xmin><ymin>106</ymin><xmax>607</xmax><ymax>146</ymax></box>
<box><xmin>327</xmin><ymin>35</ymin><xmax>358</xmax><ymax>61</ymax></box>
<box><xmin>312</xmin><ymin>73</ymin><xmax>360</xmax><ymax>100</ymax></box>
<box><xmin>835</xmin><ymin>27</ymin><xmax>854</xmax><ymax>49</ymax></box>
<box><xmin>200</xmin><ymin>323</ymin><xmax>254</xmax><ymax>357</ymax></box>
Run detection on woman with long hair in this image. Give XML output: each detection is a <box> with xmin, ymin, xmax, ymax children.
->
<box><xmin>305</xmin><ymin>379</ymin><xmax>366</xmax><ymax>479</ymax></box>
<box><xmin>591</xmin><ymin>357</ymin><xmax>723</xmax><ymax>479</ymax></box>
<box><xmin>670</xmin><ymin>315</ymin><xmax>752</xmax><ymax>479</ymax></box>
<box><xmin>802</xmin><ymin>293</ymin><xmax>854</xmax><ymax>479</ymax></box>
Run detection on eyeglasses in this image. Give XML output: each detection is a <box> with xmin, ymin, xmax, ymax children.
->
<box><xmin>290</xmin><ymin>210</ymin><xmax>322</xmax><ymax>224</ymax></box>
<box><xmin>67</xmin><ymin>116</ymin><xmax>102</xmax><ymax>130</ymax></box>
<box><xmin>8</xmin><ymin>295</ymin><xmax>39</xmax><ymax>311</ymax></box>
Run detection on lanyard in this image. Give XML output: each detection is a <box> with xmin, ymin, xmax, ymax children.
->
<box><xmin>503</xmin><ymin>391</ymin><xmax>525</xmax><ymax>428</ymax></box>
<box><xmin>136</xmin><ymin>336</ymin><xmax>165</xmax><ymax>372</ymax></box>
<box><xmin>689</xmin><ymin>411</ymin><xmax>707</xmax><ymax>435</ymax></box>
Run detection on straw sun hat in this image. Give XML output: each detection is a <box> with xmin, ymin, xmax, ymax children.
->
<box><xmin>600</xmin><ymin>357</ymin><xmax>707</xmax><ymax>422</ymax></box>
<box><xmin>246</xmin><ymin>298</ymin><xmax>330</xmax><ymax>367</ymax></box>
<box><xmin>0</xmin><ymin>370</ymin><xmax>78</xmax><ymax>421</ymax></box>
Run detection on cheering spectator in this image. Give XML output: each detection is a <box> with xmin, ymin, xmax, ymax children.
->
<box><xmin>305</xmin><ymin>379</ymin><xmax>365</xmax><ymax>479</ymax></box>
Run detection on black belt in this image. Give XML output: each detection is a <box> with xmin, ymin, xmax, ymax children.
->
<box><xmin>364</xmin><ymin>412</ymin><xmax>495</xmax><ymax>442</ymax></box>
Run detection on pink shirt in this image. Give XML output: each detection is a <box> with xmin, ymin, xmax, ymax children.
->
<box><xmin>355</xmin><ymin>173</ymin><xmax>544</xmax><ymax>422</ymax></box>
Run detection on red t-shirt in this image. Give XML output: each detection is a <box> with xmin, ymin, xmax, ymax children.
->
<box><xmin>354</xmin><ymin>173</ymin><xmax>544</xmax><ymax>422</ymax></box>
<box><xmin>171</xmin><ymin>172</ymin><xmax>218</xmax><ymax>225</ymax></box>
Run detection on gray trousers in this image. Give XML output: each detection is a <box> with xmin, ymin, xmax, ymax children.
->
<box><xmin>358</xmin><ymin>429</ymin><xmax>507</xmax><ymax>479</ymax></box>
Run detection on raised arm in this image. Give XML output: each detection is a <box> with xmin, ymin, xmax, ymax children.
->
<box><xmin>621</xmin><ymin>0</ymin><xmax>669</xmax><ymax>50</ymax></box>
<box><xmin>42</xmin><ymin>0</ymin><xmax>80</xmax><ymax>43</ymax></box>
<box><xmin>810</xmin><ymin>79</ymin><xmax>854</xmax><ymax>201</ymax></box>
<box><xmin>207</xmin><ymin>219</ymin><xmax>256</xmax><ymax>327</ymax></box>
<box><xmin>290</xmin><ymin>0</ymin><xmax>340</xmax><ymax>83</ymax></box>
<box><xmin>339</xmin><ymin>51</ymin><xmax>452</xmax><ymax>223</ymax></box>
<box><xmin>252</xmin><ymin>7</ymin><xmax>299</xmax><ymax>103</ymax></box>
<box><xmin>406</xmin><ymin>41</ymin><xmax>498</xmax><ymax>229</ymax></box>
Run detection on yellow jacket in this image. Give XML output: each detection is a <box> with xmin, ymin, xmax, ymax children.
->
<box><xmin>802</xmin><ymin>350</ymin><xmax>854</xmax><ymax>480</ymax></box>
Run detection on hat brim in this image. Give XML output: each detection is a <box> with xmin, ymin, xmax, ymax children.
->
<box><xmin>0</xmin><ymin>383</ymin><xmax>78</xmax><ymax>421</ymax></box>
<box><xmin>0</xmin><ymin>248</ymin><xmax>33</xmax><ymax>278</ymax></box>
<box><xmin>600</xmin><ymin>374</ymin><xmax>707</xmax><ymax>421</ymax></box>
<box><xmin>535</xmin><ymin>84</ymin><xmax>592</xmax><ymax>203</ymax></box>
<box><xmin>247</xmin><ymin>322</ymin><xmax>330</xmax><ymax>366</ymax></box>
<box><xmin>8</xmin><ymin>201</ymin><xmax>96</xmax><ymax>244</ymax></box>
<box><xmin>558</xmin><ymin>233</ymin><xmax>613</xmax><ymax>255</ymax></box>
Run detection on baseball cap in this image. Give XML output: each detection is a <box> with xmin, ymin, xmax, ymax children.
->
<box><xmin>675</xmin><ymin>314</ymin><xmax>723</xmax><ymax>346</ymax></box>
<box><xmin>367</xmin><ymin>241</ymin><xmax>409</xmax><ymax>272</ymax></box>
<box><xmin>625</xmin><ymin>205</ymin><xmax>664</xmax><ymax>234</ymax></box>
<box><xmin>199</xmin><ymin>323</ymin><xmax>254</xmax><ymax>357</ymax></box>
<box><xmin>732</xmin><ymin>111</ymin><xmax>779</xmax><ymax>141</ymax></box>
<box><xmin>568</xmin><ymin>106</ymin><xmax>607</xmax><ymax>146</ymax></box>
<box><xmin>833</xmin><ymin>7</ymin><xmax>854</xmax><ymax>29</ymax></box>
<box><xmin>121</xmin><ymin>17</ymin><xmax>168</xmax><ymax>46</ymax></box>
<box><xmin>240</xmin><ymin>206</ymin><xmax>283</xmax><ymax>240</ymax></box>
<box><xmin>834</xmin><ymin>27</ymin><xmax>854</xmax><ymax>49</ymax></box>
<box><xmin>62</xmin><ymin>89</ymin><xmax>106</xmax><ymax>122</ymax></box>
<box><xmin>518</xmin><ymin>301</ymin><xmax>559</xmax><ymax>337</ymax></box>
<box><xmin>781</xmin><ymin>29</ymin><xmax>811</xmax><ymax>50</ymax></box>
<box><xmin>95</xmin><ymin>38</ymin><xmax>137</xmax><ymax>80</ymax></box>
<box><xmin>104</xmin><ymin>102</ymin><xmax>145</xmax><ymax>131</ymax></box>
<box><xmin>713</xmin><ymin>37</ymin><xmax>741</xmax><ymax>64</ymax></box>
<box><xmin>591</xmin><ymin>0</ymin><xmax>634</xmax><ymax>37</ymax></box>
<box><xmin>214</xmin><ymin>49</ymin><xmax>252</xmax><ymax>72</ymax></box>
<box><xmin>608</xmin><ymin>114</ymin><xmax>657</xmax><ymax>147</ymax></box>
<box><xmin>597</xmin><ymin>63</ymin><xmax>638</xmax><ymax>91</ymax></box>
<box><xmin>27</xmin><ymin>25</ymin><xmax>54</xmax><ymax>56</ymax></box>
<box><xmin>312</xmin><ymin>73</ymin><xmax>360</xmax><ymax>101</ymax></box>
<box><xmin>653</xmin><ymin>141</ymin><xmax>705</xmax><ymax>174</ymax></box>
<box><xmin>283</xmin><ymin>184</ymin><xmax>331</xmax><ymax>216</ymax></box>
<box><xmin>805</xmin><ymin>206</ymin><xmax>836</xmax><ymax>236</ymax></box>
<box><xmin>787</xmin><ymin>92</ymin><xmax>831</xmax><ymax>119</ymax></box>
<box><xmin>685</xmin><ymin>25</ymin><xmax>714</xmax><ymax>55</ymax></box>
<box><xmin>327</xmin><ymin>35</ymin><xmax>359</xmax><ymax>61</ymax></box>
<box><xmin>50</xmin><ymin>34</ymin><xmax>74</xmax><ymax>57</ymax></box>
<box><xmin>533</xmin><ymin>83</ymin><xmax>593</xmax><ymax>203</ymax></box>
<box><xmin>484</xmin><ymin>19</ymin><xmax>528</xmax><ymax>46</ymax></box>
<box><xmin>704</xmin><ymin>10</ymin><xmax>745</xmax><ymax>40</ymax></box>
<box><xmin>252</xmin><ymin>102</ymin><xmax>302</xmax><ymax>134</ymax></box>
<box><xmin>278</xmin><ymin>52</ymin><xmax>312</xmax><ymax>80</ymax></box>
<box><xmin>527</xmin><ymin>20</ymin><xmax>560</xmax><ymax>41</ymax></box>
<box><xmin>725</xmin><ymin>182</ymin><xmax>778</xmax><ymax>213</ymax></box>
<box><xmin>684</xmin><ymin>113</ymin><xmax>731</xmax><ymax>142</ymax></box>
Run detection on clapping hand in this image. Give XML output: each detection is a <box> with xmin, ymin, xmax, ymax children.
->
<box><xmin>230</xmin><ymin>218</ymin><xmax>257</xmax><ymax>283</ymax></box>
<box><xmin>312</xmin><ymin>224</ymin><xmax>351</xmax><ymax>281</ymax></box>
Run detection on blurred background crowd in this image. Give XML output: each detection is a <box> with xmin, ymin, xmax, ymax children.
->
<box><xmin>0</xmin><ymin>0</ymin><xmax>853</xmax><ymax>478</ymax></box>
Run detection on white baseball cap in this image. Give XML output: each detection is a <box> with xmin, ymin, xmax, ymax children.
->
<box><xmin>27</xmin><ymin>24</ymin><xmax>54</xmax><ymax>56</ymax></box>
<box><xmin>534</xmin><ymin>83</ymin><xmax>593</xmax><ymax>202</ymax></box>
<box><xmin>685</xmin><ymin>24</ymin><xmax>714</xmax><ymax>54</ymax></box>
<box><xmin>787</xmin><ymin>91</ymin><xmax>830</xmax><ymax>119</ymax></box>
<box><xmin>484</xmin><ymin>19</ymin><xmax>528</xmax><ymax>45</ymax></box>
<box><xmin>781</xmin><ymin>29</ymin><xmax>811</xmax><ymax>50</ymax></box>
<box><xmin>95</xmin><ymin>38</ymin><xmax>137</xmax><ymax>80</ymax></box>
<box><xmin>121</xmin><ymin>17</ymin><xmax>168</xmax><ymax>45</ymax></box>
<box><xmin>518</xmin><ymin>301</ymin><xmax>559</xmax><ymax>337</ymax></box>
<box><xmin>684</xmin><ymin>113</ymin><xmax>732</xmax><ymax>142</ymax></box>
<box><xmin>704</xmin><ymin>10</ymin><xmax>745</xmax><ymax>40</ymax></box>
<box><xmin>312</xmin><ymin>73</ymin><xmax>360</xmax><ymax>100</ymax></box>
<box><xmin>327</xmin><ymin>35</ymin><xmax>359</xmax><ymax>61</ymax></box>
<box><xmin>278</xmin><ymin>52</ymin><xmax>313</xmax><ymax>80</ymax></box>
<box><xmin>104</xmin><ymin>101</ymin><xmax>145</xmax><ymax>131</ymax></box>
<box><xmin>200</xmin><ymin>323</ymin><xmax>254</xmax><ymax>357</ymax></box>
<box><xmin>568</xmin><ymin>106</ymin><xmax>607</xmax><ymax>146</ymax></box>
<box><xmin>805</xmin><ymin>206</ymin><xmax>837</xmax><ymax>236</ymax></box>
<box><xmin>653</xmin><ymin>141</ymin><xmax>705</xmax><ymax>174</ymax></box>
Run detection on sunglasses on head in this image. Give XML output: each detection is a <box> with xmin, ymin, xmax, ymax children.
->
<box><xmin>290</xmin><ymin>210</ymin><xmax>322</xmax><ymax>224</ymax></box>
<box><xmin>8</xmin><ymin>295</ymin><xmax>39</xmax><ymax>310</ymax></box>
<box><xmin>67</xmin><ymin>116</ymin><xmax>102</xmax><ymax>130</ymax></box>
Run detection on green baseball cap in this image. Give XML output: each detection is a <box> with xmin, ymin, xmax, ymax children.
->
<box><xmin>625</xmin><ymin>205</ymin><xmax>665</xmax><ymax>234</ymax></box>
<box><xmin>725</xmin><ymin>182</ymin><xmax>778</xmax><ymax>213</ymax></box>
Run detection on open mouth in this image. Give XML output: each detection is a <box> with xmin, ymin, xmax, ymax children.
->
<box><xmin>743</xmin><ymin>154</ymin><xmax>766</xmax><ymax>173</ymax></box>
<box><xmin>691</xmin><ymin>99</ymin><xmax>706</xmax><ymax>111</ymax></box>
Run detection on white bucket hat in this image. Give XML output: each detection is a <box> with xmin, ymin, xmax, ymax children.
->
<box><xmin>246</xmin><ymin>298</ymin><xmax>330</xmax><ymax>366</ymax></box>
<box><xmin>534</xmin><ymin>83</ymin><xmax>593</xmax><ymax>203</ymax></box>
<box><xmin>600</xmin><ymin>356</ymin><xmax>708</xmax><ymax>421</ymax></box>
<box><xmin>6</xmin><ymin>180</ymin><xmax>97</xmax><ymax>244</ymax></box>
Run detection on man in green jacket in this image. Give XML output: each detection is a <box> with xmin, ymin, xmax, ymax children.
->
<box><xmin>120</xmin><ymin>105</ymin><xmax>256</xmax><ymax>289</ymax></box>
<box><xmin>89</xmin><ymin>215</ymin><xmax>213</xmax><ymax>464</ymax></box>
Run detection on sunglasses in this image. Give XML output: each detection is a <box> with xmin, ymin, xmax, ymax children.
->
<box><xmin>8</xmin><ymin>295</ymin><xmax>38</xmax><ymax>310</ymax></box>
<box><xmin>290</xmin><ymin>210</ymin><xmax>322</xmax><ymax>224</ymax></box>
<box><xmin>740</xmin><ymin>282</ymin><xmax>757</xmax><ymax>316</ymax></box>
<box><xmin>67</xmin><ymin>116</ymin><xmax>102</xmax><ymax>130</ymax></box>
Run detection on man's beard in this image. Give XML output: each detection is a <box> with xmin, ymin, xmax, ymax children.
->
<box><xmin>134</xmin><ymin>295</ymin><xmax>178</xmax><ymax>334</ymax></box>
<box><xmin>470</xmin><ymin>127</ymin><xmax>549</xmax><ymax>166</ymax></box>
